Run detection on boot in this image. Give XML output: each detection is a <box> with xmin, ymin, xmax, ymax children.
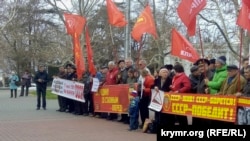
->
<box><xmin>15</xmin><ymin>92</ymin><xmax>17</xmax><ymax>98</ymax></box>
<box><xmin>10</xmin><ymin>93</ymin><xmax>13</xmax><ymax>98</ymax></box>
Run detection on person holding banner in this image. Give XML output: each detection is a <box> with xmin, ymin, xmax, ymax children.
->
<box><xmin>170</xmin><ymin>64</ymin><xmax>191</xmax><ymax>125</ymax></box>
<box><xmin>193</xmin><ymin>58</ymin><xmax>214</xmax><ymax>125</ymax></box>
<box><xmin>240</xmin><ymin>58</ymin><xmax>249</xmax><ymax>77</ymax></box>
<box><xmin>218</xmin><ymin>65</ymin><xmax>246</xmax><ymax>95</ymax></box>
<box><xmin>153</xmin><ymin>67</ymin><xmax>175</xmax><ymax>127</ymax></box>
<box><xmin>103</xmin><ymin>61</ymin><xmax>119</xmax><ymax>120</ymax></box>
<box><xmin>138</xmin><ymin>69</ymin><xmax>154</xmax><ymax>128</ymax></box>
<box><xmin>65</xmin><ymin>64</ymin><xmax>77</xmax><ymax>113</ymax></box>
<box><xmin>236</xmin><ymin>65</ymin><xmax>250</xmax><ymax>97</ymax></box>
<box><xmin>204</xmin><ymin>56</ymin><xmax>227</xmax><ymax>94</ymax></box>
<box><xmin>53</xmin><ymin>66</ymin><xmax>67</xmax><ymax>112</ymax></box>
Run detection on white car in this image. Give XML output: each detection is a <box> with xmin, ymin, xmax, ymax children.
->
<box><xmin>17</xmin><ymin>83</ymin><xmax>37</xmax><ymax>91</ymax></box>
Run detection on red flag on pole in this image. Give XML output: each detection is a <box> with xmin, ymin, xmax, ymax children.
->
<box><xmin>73</xmin><ymin>33</ymin><xmax>85</xmax><ymax>79</ymax></box>
<box><xmin>243</xmin><ymin>0</ymin><xmax>250</xmax><ymax>8</ymax></box>
<box><xmin>63</xmin><ymin>13</ymin><xmax>86</xmax><ymax>79</ymax></box>
<box><xmin>131</xmin><ymin>5</ymin><xmax>158</xmax><ymax>42</ymax></box>
<box><xmin>171</xmin><ymin>28</ymin><xmax>200</xmax><ymax>63</ymax></box>
<box><xmin>85</xmin><ymin>28</ymin><xmax>97</xmax><ymax>76</ymax></box>
<box><xmin>177</xmin><ymin>0</ymin><xmax>207</xmax><ymax>36</ymax></box>
<box><xmin>236</xmin><ymin>2</ymin><xmax>250</xmax><ymax>31</ymax></box>
<box><xmin>106</xmin><ymin>0</ymin><xmax>127</xmax><ymax>27</ymax></box>
<box><xmin>64</xmin><ymin>13</ymin><xmax>86</xmax><ymax>35</ymax></box>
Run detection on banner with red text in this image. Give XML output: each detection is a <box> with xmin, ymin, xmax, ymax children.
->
<box><xmin>161</xmin><ymin>93</ymin><xmax>237</xmax><ymax>122</ymax></box>
<box><xmin>93</xmin><ymin>84</ymin><xmax>131</xmax><ymax>114</ymax></box>
<box><xmin>51</xmin><ymin>78</ymin><xmax>85</xmax><ymax>102</ymax></box>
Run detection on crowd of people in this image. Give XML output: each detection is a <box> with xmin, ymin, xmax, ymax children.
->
<box><xmin>8</xmin><ymin>56</ymin><xmax>250</xmax><ymax>131</ymax></box>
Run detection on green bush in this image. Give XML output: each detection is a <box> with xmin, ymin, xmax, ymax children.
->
<box><xmin>30</xmin><ymin>90</ymin><xmax>58</xmax><ymax>99</ymax></box>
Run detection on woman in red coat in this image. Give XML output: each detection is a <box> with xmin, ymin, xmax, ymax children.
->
<box><xmin>170</xmin><ymin>64</ymin><xmax>191</xmax><ymax>125</ymax></box>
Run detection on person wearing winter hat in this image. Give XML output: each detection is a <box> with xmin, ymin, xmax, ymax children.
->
<box><xmin>204</xmin><ymin>56</ymin><xmax>228</xmax><ymax>94</ymax></box>
<box><xmin>152</xmin><ymin>67</ymin><xmax>175</xmax><ymax>127</ymax></box>
<box><xmin>9</xmin><ymin>71</ymin><xmax>19</xmax><ymax>98</ymax></box>
<box><xmin>128</xmin><ymin>90</ymin><xmax>140</xmax><ymax>131</ymax></box>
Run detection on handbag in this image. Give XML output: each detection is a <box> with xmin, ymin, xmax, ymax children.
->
<box><xmin>15</xmin><ymin>81</ymin><xmax>20</xmax><ymax>86</ymax></box>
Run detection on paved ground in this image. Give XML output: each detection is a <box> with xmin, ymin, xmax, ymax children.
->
<box><xmin>0</xmin><ymin>90</ymin><xmax>155</xmax><ymax>141</ymax></box>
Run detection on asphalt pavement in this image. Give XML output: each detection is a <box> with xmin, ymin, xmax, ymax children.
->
<box><xmin>0</xmin><ymin>89</ymin><xmax>155</xmax><ymax>141</ymax></box>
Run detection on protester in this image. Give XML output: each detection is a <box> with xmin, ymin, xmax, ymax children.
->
<box><xmin>53</xmin><ymin>66</ymin><xmax>66</xmax><ymax>112</ymax></box>
<box><xmin>103</xmin><ymin>61</ymin><xmax>119</xmax><ymax>120</ymax></box>
<box><xmin>193</xmin><ymin>58</ymin><xmax>214</xmax><ymax>125</ymax></box>
<box><xmin>209</xmin><ymin>58</ymin><xmax>216</xmax><ymax>73</ymax></box>
<box><xmin>240</xmin><ymin>58</ymin><xmax>249</xmax><ymax>76</ymax></box>
<box><xmin>128</xmin><ymin>90</ymin><xmax>140</xmax><ymax>131</ymax></box>
<box><xmin>218</xmin><ymin>65</ymin><xmax>246</xmax><ymax>95</ymax></box>
<box><xmin>152</xmin><ymin>67</ymin><xmax>175</xmax><ymax>127</ymax></box>
<box><xmin>34</xmin><ymin>65</ymin><xmax>48</xmax><ymax>110</ymax></box>
<box><xmin>189</xmin><ymin>65</ymin><xmax>200</xmax><ymax>93</ymax></box>
<box><xmin>236</xmin><ymin>65</ymin><xmax>250</xmax><ymax>97</ymax></box>
<box><xmin>138</xmin><ymin>69</ymin><xmax>154</xmax><ymax>128</ymax></box>
<box><xmin>170</xmin><ymin>64</ymin><xmax>191</xmax><ymax>125</ymax></box>
<box><xmin>205</xmin><ymin>56</ymin><xmax>227</xmax><ymax>94</ymax></box>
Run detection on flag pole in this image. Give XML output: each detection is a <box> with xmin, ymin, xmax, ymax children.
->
<box><xmin>109</xmin><ymin>25</ymin><xmax>118</xmax><ymax>62</ymax></box>
<box><xmin>198</xmin><ymin>27</ymin><xmax>206</xmax><ymax>78</ymax></box>
<box><xmin>238</xmin><ymin>29</ymin><xmax>243</xmax><ymax>92</ymax></box>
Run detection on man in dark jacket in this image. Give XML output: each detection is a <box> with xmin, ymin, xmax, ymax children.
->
<box><xmin>236</xmin><ymin>65</ymin><xmax>250</xmax><ymax>97</ymax></box>
<box><xmin>34</xmin><ymin>65</ymin><xmax>49</xmax><ymax>110</ymax></box>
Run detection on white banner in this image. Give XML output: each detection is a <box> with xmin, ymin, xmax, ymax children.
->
<box><xmin>51</xmin><ymin>78</ymin><xmax>85</xmax><ymax>102</ymax></box>
<box><xmin>91</xmin><ymin>78</ymin><xmax>100</xmax><ymax>92</ymax></box>
<box><xmin>148</xmin><ymin>89</ymin><xmax>164</xmax><ymax>112</ymax></box>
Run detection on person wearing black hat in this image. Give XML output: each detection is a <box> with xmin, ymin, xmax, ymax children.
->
<box><xmin>204</xmin><ymin>56</ymin><xmax>228</xmax><ymax>94</ymax></box>
<box><xmin>189</xmin><ymin>65</ymin><xmax>200</xmax><ymax>93</ymax></box>
<box><xmin>218</xmin><ymin>64</ymin><xmax>246</xmax><ymax>95</ymax></box>
<box><xmin>117</xmin><ymin>59</ymin><xmax>129</xmax><ymax>123</ymax></box>
<box><xmin>193</xmin><ymin>58</ymin><xmax>214</xmax><ymax>94</ymax></box>
<box><xmin>192</xmin><ymin>59</ymin><xmax>214</xmax><ymax>125</ymax></box>
<box><xmin>65</xmin><ymin>64</ymin><xmax>77</xmax><ymax>113</ymax></box>
<box><xmin>209</xmin><ymin>58</ymin><xmax>216</xmax><ymax>73</ymax></box>
<box><xmin>34</xmin><ymin>65</ymin><xmax>49</xmax><ymax>110</ymax></box>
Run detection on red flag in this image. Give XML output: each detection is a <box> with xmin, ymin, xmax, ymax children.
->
<box><xmin>131</xmin><ymin>5</ymin><xmax>158</xmax><ymax>42</ymax></box>
<box><xmin>106</xmin><ymin>0</ymin><xmax>127</xmax><ymax>27</ymax></box>
<box><xmin>73</xmin><ymin>33</ymin><xmax>85</xmax><ymax>79</ymax></box>
<box><xmin>171</xmin><ymin>28</ymin><xmax>199</xmax><ymax>63</ymax></box>
<box><xmin>85</xmin><ymin>28</ymin><xmax>97</xmax><ymax>76</ymax></box>
<box><xmin>243</xmin><ymin>0</ymin><xmax>250</xmax><ymax>8</ymax></box>
<box><xmin>64</xmin><ymin>13</ymin><xmax>86</xmax><ymax>35</ymax></box>
<box><xmin>177</xmin><ymin>0</ymin><xmax>207</xmax><ymax>36</ymax></box>
<box><xmin>236</xmin><ymin>2</ymin><xmax>250</xmax><ymax>31</ymax></box>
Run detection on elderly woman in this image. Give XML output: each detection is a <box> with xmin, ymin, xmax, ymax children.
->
<box><xmin>153</xmin><ymin>67</ymin><xmax>175</xmax><ymax>126</ymax></box>
<box><xmin>9</xmin><ymin>71</ymin><xmax>19</xmax><ymax>98</ymax></box>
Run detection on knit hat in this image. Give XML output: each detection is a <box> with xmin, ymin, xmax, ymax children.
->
<box><xmin>209</xmin><ymin>58</ymin><xmax>216</xmax><ymax>64</ymax></box>
<box><xmin>130</xmin><ymin>90</ymin><xmax>138</xmax><ymax>97</ymax></box>
<box><xmin>216</xmin><ymin>56</ymin><xmax>226</xmax><ymax>65</ymax></box>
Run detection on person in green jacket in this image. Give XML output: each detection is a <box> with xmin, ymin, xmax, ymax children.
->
<box><xmin>204</xmin><ymin>56</ymin><xmax>228</xmax><ymax>94</ymax></box>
